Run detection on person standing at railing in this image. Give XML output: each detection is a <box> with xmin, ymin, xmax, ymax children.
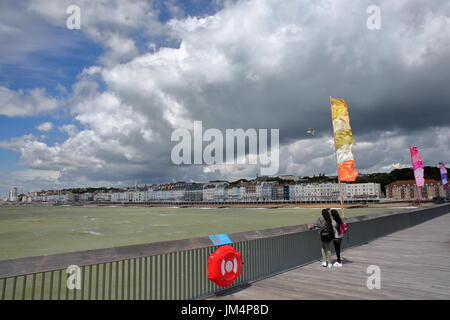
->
<box><xmin>330</xmin><ymin>209</ymin><xmax>345</xmax><ymax>268</ymax></box>
<box><xmin>308</xmin><ymin>208</ymin><xmax>334</xmax><ymax>268</ymax></box>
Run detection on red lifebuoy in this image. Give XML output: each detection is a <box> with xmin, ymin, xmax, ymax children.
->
<box><xmin>207</xmin><ymin>245</ymin><xmax>242</xmax><ymax>287</ymax></box>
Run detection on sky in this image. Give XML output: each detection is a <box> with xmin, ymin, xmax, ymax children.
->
<box><xmin>0</xmin><ymin>0</ymin><xmax>449</xmax><ymax>196</ymax></box>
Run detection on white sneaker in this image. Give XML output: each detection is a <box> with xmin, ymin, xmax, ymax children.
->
<box><xmin>333</xmin><ymin>262</ymin><xmax>342</xmax><ymax>268</ymax></box>
<box><xmin>327</xmin><ymin>262</ymin><xmax>332</xmax><ymax>268</ymax></box>
<box><xmin>321</xmin><ymin>261</ymin><xmax>328</xmax><ymax>267</ymax></box>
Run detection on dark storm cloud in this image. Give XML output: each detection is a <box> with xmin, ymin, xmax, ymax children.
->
<box><xmin>1</xmin><ymin>0</ymin><xmax>450</xmax><ymax>194</ymax></box>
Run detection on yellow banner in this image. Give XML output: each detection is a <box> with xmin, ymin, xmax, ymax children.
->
<box><xmin>330</xmin><ymin>97</ymin><xmax>358</xmax><ymax>182</ymax></box>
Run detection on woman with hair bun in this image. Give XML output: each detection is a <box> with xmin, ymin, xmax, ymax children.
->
<box><xmin>330</xmin><ymin>209</ymin><xmax>345</xmax><ymax>267</ymax></box>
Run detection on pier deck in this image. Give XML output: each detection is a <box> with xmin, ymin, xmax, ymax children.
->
<box><xmin>212</xmin><ymin>212</ymin><xmax>450</xmax><ymax>300</ymax></box>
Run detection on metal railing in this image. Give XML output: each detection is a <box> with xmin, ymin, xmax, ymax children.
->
<box><xmin>1</xmin><ymin>204</ymin><xmax>449</xmax><ymax>300</ymax></box>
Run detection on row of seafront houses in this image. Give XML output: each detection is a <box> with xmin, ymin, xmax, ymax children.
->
<box><xmin>18</xmin><ymin>181</ymin><xmax>381</xmax><ymax>203</ymax></box>
<box><xmin>19</xmin><ymin>181</ymin><xmax>380</xmax><ymax>204</ymax></box>
<box><xmin>13</xmin><ymin>179</ymin><xmax>448</xmax><ymax>204</ymax></box>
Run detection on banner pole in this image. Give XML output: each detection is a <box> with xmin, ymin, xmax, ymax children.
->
<box><xmin>339</xmin><ymin>179</ymin><xmax>345</xmax><ymax>218</ymax></box>
<box><xmin>330</xmin><ymin>96</ymin><xmax>345</xmax><ymax>218</ymax></box>
<box><xmin>415</xmin><ymin>184</ymin><xmax>421</xmax><ymax>206</ymax></box>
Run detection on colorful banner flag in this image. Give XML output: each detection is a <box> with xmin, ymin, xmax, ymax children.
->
<box><xmin>330</xmin><ymin>97</ymin><xmax>358</xmax><ymax>182</ymax></box>
<box><xmin>439</xmin><ymin>162</ymin><xmax>448</xmax><ymax>186</ymax></box>
<box><xmin>409</xmin><ymin>146</ymin><xmax>424</xmax><ymax>187</ymax></box>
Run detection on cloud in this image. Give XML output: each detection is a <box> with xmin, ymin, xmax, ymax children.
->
<box><xmin>28</xmin><ymin>0</ymin><xmax>159</xmax><ymax>31</ymax></box>
<box><xmin>0</xmin><ymin>1</ymin><xmax>89</xmax><ymax>74</ymax></box>
<box><xmin>36</xmin><ymin>122</ymin><xmax>53</xmax><ymax>132</ymax></box>
<box><xmin>0</xmin><ymin>22</ymin><xmax>21</xmax><ymax>34</ymax></box>
<box><xmin>0</xmin><ymin>169</ymin><xmax>60</xmax><ymax>196</ymax></box>
<box><xmin>1</xmin><ymin>0</ymin><xmax>450</xmax><ymax>193</ymax></box>
<box><xmin>0</xmin><ymin>86</ymin><xmax>61</xmax><ymax>117</ymax></box>
<box><xmin>59</xmin><ymin>124</ymin><xmax>78</xmax><ymax>136</ymax></box>
<box><xmin>28</xmin><ymin>0</ymin><xmax>166</xmax><ymax>65</ymax></box>
<box><xmin>97</xmin><ymin>32</ymin><xmax>139</xmax><ymax>66</ymax></box>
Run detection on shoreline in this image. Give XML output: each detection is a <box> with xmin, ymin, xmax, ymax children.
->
<box><xmin>0</xmin><ymin>201</ymin><xmax>428</xmax><ymax>209</ymax></box>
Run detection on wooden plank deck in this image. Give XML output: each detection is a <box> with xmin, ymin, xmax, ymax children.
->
<box><xmin>211</xmin><ymin>212</ymin><xmax>450</xmax><ymax>300</ymax></box>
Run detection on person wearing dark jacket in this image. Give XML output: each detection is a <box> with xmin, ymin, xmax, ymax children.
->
<box><xmin>308</xmin><ymin>209</ymin><xmax>334</xmax><ymax>268</ymax></box>
<box><xmin>330</xmin><ymin>209</ymin><xmax>344</xmax><ymax>267</ymax></box>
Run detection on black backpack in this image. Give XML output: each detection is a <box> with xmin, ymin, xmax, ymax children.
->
<box><xmin>320</xmin><ymin>222</ymin><xmax>334</xmax><ymax>243</ymax></box>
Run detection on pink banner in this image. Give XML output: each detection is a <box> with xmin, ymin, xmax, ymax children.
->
<box><xmin>409</xmin><ymin>146</ymin><xmax>424</xmax><ymax>187</ymax></box>
<box><xmin>439</xmin><ymin>162</ymin><xmax>448</xmax><ymax>186</ymax></box>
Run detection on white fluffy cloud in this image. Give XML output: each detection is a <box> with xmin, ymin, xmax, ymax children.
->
<box><xmin>59</xmin><ymin>124</ymin><xmax>78</xmax><ymax>137</ymax></box>
<box><xmin>0</xmin><ymin>86</ymin><xmax>61</xmax><ymax>117</ymax></box>
<box><xmin>36</xmin><ymin>122</ymin><xmax>53</xmax><ymax>132</ymax></box>
<box><xmin>1</xmin><ymin>0</ymin><xmax>450</xmax><ymax>194</ymax></box>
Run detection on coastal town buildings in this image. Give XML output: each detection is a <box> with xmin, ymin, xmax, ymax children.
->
<box><xmin>386</xmin><ymin>180</ymin><xmax>445</xmax><ymax>201</ymax></box>
<box><xmin>226</xmin><ymin>186</ymin><xmax>241</xmax><ymax>201</ymax></box>
<box><xmin>202</xmin><ymin>183</ymin><xmax>216</xmax><ymax>202</ymax></box>
<box><xmin>18</xmin><ymin>179</ymin><xmax>448</xmax><ymax>204</ymax></box>
<box><xmin>202</xmin><ymin>182</ymin><xmax>228</xmax><ymax>202</ymax></box>
<box><xmin>241</xmin><ymin>182</ymin><xmax>257</xmax><ymax>201</ymax></box>
<box><xmin>111</xmin><ymin>190</ymin><xmax>127</xmax><ymax>202</ymax></box>
<box><xmin>256</xmin><ymin>182</ymin><xmax>278</xmax><ymax>200</ymax></box>
<box><xmin>185</xmin><ymin>183</ymin><xmax>203</xmax><ymax>202</ymax></box>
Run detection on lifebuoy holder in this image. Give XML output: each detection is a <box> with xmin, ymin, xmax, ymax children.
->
<box><xmin>207</xmin><ymin>245</ymin><xmax>242</xmax><ymax>287</ymax></box>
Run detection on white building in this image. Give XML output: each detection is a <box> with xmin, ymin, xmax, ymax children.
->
<box><xmin>170</xmin><ymin>182</ymin><xmax>187</xmax><ymax>201</ymax></box>
<box><xmin>226</xmin><ymin>187</ymin><xmax>241</xmax><ymax>202</ymax></box>
<box><xmin>21</xmin><ymin>194</ymin><xmax>32</xmax><ymax>202</ymax></box>
<box><xmin>8</xmin><ymin>187</ymin><xmax>18</xmax><ymax>202</ymax></box>
<box><xmin>241</xmin><ymin>183</ymin><xmax>257</xmax><ymax>201</ymax></box>
<box><xmin>290</xmin><ymin>183</ymin><xmax>340</xmax><ymax>202</ymax></box>
<box><xmin>95</xmin><ymin>192</ymin><xmax>111</xmax><ymax>202</ymax></box>
<box><xmin>80</xmin><ymin>193</ymin><xmax>93</xmax><ymax>202</ymax></box>
<box><xmin>185</xmin><ymin>183</ymin><xmax>203</xmax><ymax>202</ymax></box>
<box><xmin>111</xmin><ymin>191</ymin><xmax>127</xmax><ymax>202</ymax></box>
<box><xmin>153</xmin><ymin>185</ymin><xmax>166</xmax><ymax>201</ymax></box>
<box><xmin>214</xmin><ymin>183</ymin><xmax>228</xmax><ymax>201</ymax></box>
<box><xmin>256</xmin><ymin>182</ymin><xmax>278</xmax><ymax>200</ymax></box>
<box><xmin>159</xmin><ymin>185</ymin><xmax>170</xmax><ymax>202</ymax></box>
<box><xmin>289</xmin><ymin>182</ymin><xmax>381</xmax><ymax>201</ymax></box>
<box><xmin>144</xmin><ymin>187</ymin><xmax>154</xmax><ymax>202</ymax></box>
<box><xmin>202</xmin><ymin>182</ymin><xmax>228</xmax><ymax>202</ymax></box>
<box><xmin>203</xmin><ymin>184</ymin><xmax>216</xmax><ymax>202</ymax></box>
<box><xmin>131</xmin><ymin>190</ymin><xmax>146</xmax><ymax>202</ymax></box>
<box><xmin>344</xmin><ymin>183</ymin><xmax>381</xmax><ymax>200</ymax></box>
<box><xmin>46</xmin><ymin>193</ymin><xmax>65</xmax><ymax>202</ymax></box>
